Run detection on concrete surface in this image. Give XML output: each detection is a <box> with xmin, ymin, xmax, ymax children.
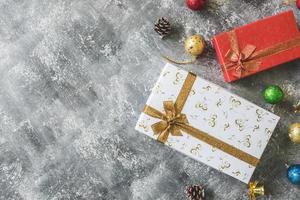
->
<box><xmin>0</xmin><ymin>0</ymin><xmax>299</xmax><ymax>199</ymax></box>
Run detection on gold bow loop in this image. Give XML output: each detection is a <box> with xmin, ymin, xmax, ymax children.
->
<box><xmin>151</xmin><ymin>101</ymin><xmax>189</xmax><ymax>143</ymax></box>
<box><xmin>225</xmin><ymin>44</ymin><xmax>261</xmax><ymax>78</ymax></box>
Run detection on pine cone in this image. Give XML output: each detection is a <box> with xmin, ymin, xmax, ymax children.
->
<box><xmin>154</xmin><ymin>17</ymin><xmax>171</xmax><ymax>38</ymax></box>
<box><xmin>185</xmin><ymin>185</ymin><xmax>205</xmax><ymax>200</ymax></box>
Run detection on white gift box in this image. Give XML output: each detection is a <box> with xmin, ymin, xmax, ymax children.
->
<box><xmin>135</xmin><ymin>63</ymin><xmax>279</xmax><ymax>183</ymax></box>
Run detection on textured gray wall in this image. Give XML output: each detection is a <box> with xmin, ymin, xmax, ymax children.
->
<box><xmin>0</xmin><ymin>0</ymin><xmax>300</xmax><ymax>199</ymax></box>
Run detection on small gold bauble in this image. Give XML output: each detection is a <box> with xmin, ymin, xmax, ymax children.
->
<box><xmin>288</xmin><ymin>123</ymin><xmax>300</xmax><ymax>143</ymax></box>
<box><xmin>184</xmin><ymin>35</ymin><xmax>205</xmax><ymax>57</ymax></box>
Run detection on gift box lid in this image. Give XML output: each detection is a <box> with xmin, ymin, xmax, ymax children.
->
<box><xmin>212</xmin><ymin>10</ymin><xmax>300</xmax><ymax>82</ymax></box>
<box><xmin>135</xmin><ymin>63</ymin><xmax>280</xmax><ymax>183</ymax></box>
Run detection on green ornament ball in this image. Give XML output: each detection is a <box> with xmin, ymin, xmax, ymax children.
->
<box><xmin>263</xmin><ymin>85</ymin><xmax>284</xmax><ymax>104</ymax></box>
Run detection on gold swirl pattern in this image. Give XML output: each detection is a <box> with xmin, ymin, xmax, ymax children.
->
<box><xmin>265</xmin><ymin>128</ymin><xmax>271</xmax><ymax>136</ymax></box>
<box><xmin>195</xmin><ymin>102</ymin><xmax>208</xmax><ymax>111</ymax></box>
<box><xmin>224</xmin><ymin>123</ymin><xmax>230</xmax><ymax>131</ymax></box>
<box><xmin>173</xmin><ymin>72</ymin><xmax>183</xmax><ymax>85</ymax></box>
<box><xmin>190</xmin><ymin>144</ymin><xmax>202</xmax><ymax>155</ymax></box>
<box><xmin>235</xmin><ymin>119</ymin><xmax>245</xmax><ymax>131</ymax></box>
<box><xmin>230</xmin><ymin>96</ymin><xmax>242</xmax><ymax>107</ymax></box>
<box><xmin>154</xmin><ymin>84</ymin><xmax>165</xmax><ymax>94</ymax></box>
<box><xmin>232</xmin><ymin>170</ymin><xmax>241</xmax><ymax>176</ymax></box>
<box><xmin>253</xmin><ymin>125</ymin><xmax>260</xmax><ymax>132</ymax></box>
<box><xmin>244</xmin><ymin>135</ymin><xmax>251</xmax><ymax>148</ymax></box>
<box><xmin>216</xmin><ymin>98</ymin><xmax>222</xmax><ymax>107</ymax></box>
<box><xmin>238</xmin><ymin>135</ymin><xmax>252</xmax><ymax>148</ymax></box>
<box><xmin>256</xmin><ymin>109</ymin><xmax>263</xmax><ymax>122</ymax></box>
<box><xmin>138</xmin><ymin>122</ymin><xmax>149</xmax><ymax>132</ymax></box>
<box><xmin>205</xmin><ymin>114</ymin><xmax>217</xmax><ymax>127</ymax></box>
<box><xmin>220</xmin><ymin>160</ymin><xmax>231</xmax><ymax>170</ymax></box>
<box><xmin>202</xmin><ymin>85</ymin><xmax>211</xmax><ymax>91</ymax></box>
<box><xmin>189</xmin><ymin>89</ymin><xmax>196</xmax><ymax>96</ymax></box>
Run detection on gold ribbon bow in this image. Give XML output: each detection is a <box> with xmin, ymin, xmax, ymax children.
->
<box><xmin>223</xmin><ymin>30</ymin><xmax>300</xmax><ymax>78</ymax></box>
<box><xmin>225</xmin><ymin>42</ymin><xmax>261</xmax><ymax>78</ymax></box>
<box><xmin>143</xmin><ymin>72</ymin><xmax>260</xmax><ymax>167</ymax></box>
<box><xmin>248</xmin><ymin>181</ymin><xmax>264</xmax><ymax>200</ymax></box>
<box><xmin>151</xmin><ymin>101</ymin><xmax>189</xmax><ymax>143</ymax></box>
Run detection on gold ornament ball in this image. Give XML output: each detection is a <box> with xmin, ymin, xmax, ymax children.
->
<box><xmin>184</xmin><ymin>35</ymin><xmax>205</xmax><ymax>57</ymax></box>
<box><xmin>289</xmin><ymin>123</ymin><xmax>300</xmax><ymax>143</ymax></box>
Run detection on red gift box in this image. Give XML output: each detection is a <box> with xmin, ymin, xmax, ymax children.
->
<box><xmin>212</xmin><ymin>10</ymin><xmax>300</xmax><ymax>82</ymax></box>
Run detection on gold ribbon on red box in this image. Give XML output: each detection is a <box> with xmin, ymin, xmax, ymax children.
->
<box><xmin>223</xmin><ymin>30</ymin><xmax>300</xmax><ymax>78</ymax></box>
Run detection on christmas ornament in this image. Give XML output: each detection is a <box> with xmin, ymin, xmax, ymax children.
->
<box><xmin>248</xmin><ymin>181</ymin><xmax>265</xmax><ymax>200</ymax></box>
<box><xmin>288</xmin><ymin>123</ymin><xmax>300</xmax><ymax>143</ymax></box>
<box><xmin>287</xmin><ymin>164</ymin><xmax>300</xmax><ymax>185</ymax></box>
<box><xmin>186</xmin><ymin>0</ymin><xmax>206</xmax><ymax>11</ymax></box>
<box><xmin>263</xmin><ymin>85</ymin><xmax>284</xmax><ymax>104</ymax></box>
<box><xmin>184</xmin><ymin>35</ymin><xmax>205</xmax><ymax>57</ymax></box>
<box><xmin>163</xmin><ymin>34</ymin><xmax>205</xmax><ymax>64</ymax></box>
<box><xmin>154</xmin><ymin>17</ymin><xmax>171</xmax><ymax>38</ymax></box>
<box><xmin>185</xmin><ymin>185</ymin><xmax>205</xmax><ymax>200</ymax></box>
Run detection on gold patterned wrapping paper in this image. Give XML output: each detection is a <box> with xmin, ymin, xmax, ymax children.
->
<box><xmin>135</xmin><ymin>63</ymin><xmax>280</xmax><ymax>183</ymax></box>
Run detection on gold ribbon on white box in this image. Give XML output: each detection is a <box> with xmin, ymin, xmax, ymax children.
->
<box><xmin>143</xmin><ymin>72</ymin><xmax>259</xmax><ymax>167</ymax></box>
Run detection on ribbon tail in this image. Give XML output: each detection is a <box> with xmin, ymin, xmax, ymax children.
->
<box><xmin>244</xmin><ymin>61</ymin><xmax>261</xmax><ymax>72</ymax></box>
<box><xmin>224</xmin><ymin>63</ymin><xmax>236</xmax><ymax>71</ymax></box>
<box><xmin>231</xmin><ymin>61</ymin><xmax>261</xmax><ymax>78</ymax></box>
<box><xmin>248</xmin><ymin>193</ymin><xmax>256</xmax><ymax>200</ymax></box>
<box><xmin>224</xmin><ymin>50</ymin><xmax>239</xmax><ymax>72</ymax></box>
<box><xmin>170</xmin><ymin>125</ymin><xmax>183</xmax><ymax>136</ymax></box>
<box><xmin>162</xmin><ymin>55</ymin><xmax>196</xmax><ymax>65</ymax></box>
<box><xmin>157</xmin><ymin>129</ymin><xmax>170</xmax><ymax>143</ymax></box>
<box><xmin>232</xmin><ymin>68</ymin><xmax>242</xmax><ymax>78</ymax></box>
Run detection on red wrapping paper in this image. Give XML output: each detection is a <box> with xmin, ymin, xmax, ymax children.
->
<box><xmin>212</xmin><ymin>10</ymin><xmax>300</xmax><ymax>82</ymax></box>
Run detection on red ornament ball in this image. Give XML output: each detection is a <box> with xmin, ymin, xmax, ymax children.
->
<box><xmin>297</xmin><ymin>0</ymin><xmax>300</xmax><ymax>9</ymax></box>
<box><xmin>186</xmin><ymin>0</ymin><xmax>205</xmax><ymax>11</ymax></box>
